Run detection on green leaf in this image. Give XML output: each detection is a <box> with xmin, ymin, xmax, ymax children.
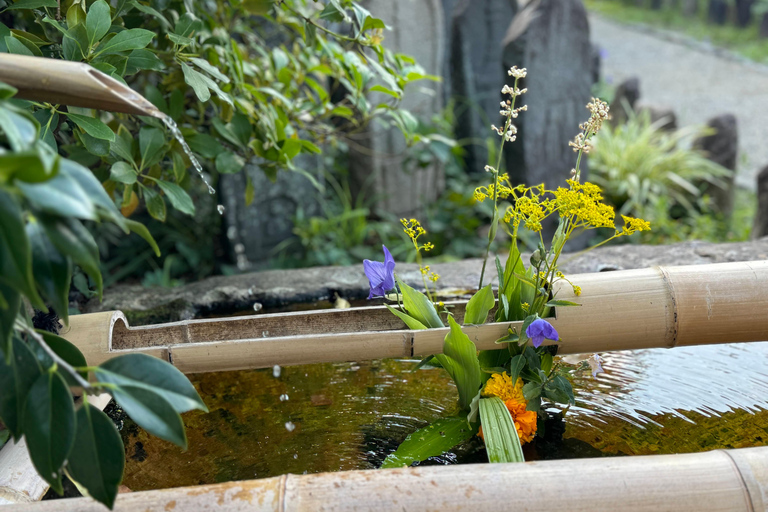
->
<box><xmin>174</xmin><ymin>12</ymin><xmax>202</xmax><ymax>38</ymax></box>
<box><xmin>435</xmin><ymin>316</ymin><xmax>482</xmax><ymax>411</ymax></box>
<box><xmin>385</xmin><ymin>304</ymin><xmax>427</xmax><ymax>330</ymax></box>
<box><xmin>96</xmin><ymin>353</ymin><xmax>207</xmax><ymax>414</ymax></box>
<box><xmin>27</xmin><ymin>220</ymin><xmax>71</xmax><ymax>325</ymax></box>
<box><xmin>0</xmin><ymin>282</ymin><xmax>20</xmax><ymax>360</ymax></box>
<box><xmin>215</xmin><ymin>152</ymin><xmax>245</xmax><ymax>174</ymax></box>
<box><xmin>60</xmin><ymin>158</ymin><xmax>127</xmax><ymax>230</ymax></box>
<box><xmin>0</xmin><ymin>190</ymin><xmax>45</xmax><ymax>308</ymax></box>
<box><xmin>40</xmin><ymin>216</ymin><xmax>102</xmax><ymax>300</ymax></box>
<box><xmin>110</xmin><ymin>162</ymin><xmax>136</xmax><ymax>184</ymax></box>
<box><xmin>478</xmin><ymin>396</ymin><xmax>524</xmax><ymax>463</ymax></box>
<box><xmin>181</xmin><ymin>63</ymin><xmax>211</xmax><ymax>102</ymax></box>
<box><xmin>32</xmin><ymin>330</ymin><xmax>87</xmax><ymax>383</ymax></box>
<box><xmin>124</xmin><ymin>218</ymin><xmax>160</xmax><ymax>257</ymax></box>
<box><xmin>380</xmin><ymin>416</ymin><xmax>476</xmax><ymax>468</ymax></box>
<box><xmin>17</xmin><ymin>163</ymin><xmax>96</xmax><ymax>221</ymax></box>
<box><xmin>66</xmin><ymin>113</ymin><xmax>115</xmax><ymax>142</ymax></box>
<box><xmin>109</xmin><ymin>386</ymin><xmax>186</xmax><ymax>447</ymax></box>
<box><xmin>126</xmin><ymin>49</ymin><xmax>164</xmax><ymax>73</ymax></box>
<box><xmin>7</xmin><ymin>0</ymin><xmax>58</xmax><ymax>9</ymax></box>
<box><xmin>5</xmin><ymin>35</ymin><xmax>33</xmax><ymax>56</ymax></box>
<box><xmin>189</xmin><ymin>57</ymin><xmax>229</xmax><ymax>83</ymax></box>
<box><xmin>23</xmin><ymin>371</ymin><xmax>76</xmax><ymax>494</ymax></box>
<box><xmin>0</xmin><ymin>337</ymin><xmax>42</xmax><ymax>439</ymax></box>
<box><xmin>522</xmin><ymin>381</ymin><xmax>542</xmax><ymax>401</ymax></box>
<box><xmin>153</xmin><ymin>180</ymin><xmax>194</xmax><ymax>216</ymax></box>
<box><xmin>0</xmin><ymin>103</ymin><xmax>38</xmax><ymax>151</ymax></box>
<box><xmin>508</xmin><ymin>354</ymin><xmax>525</xmax><ymax>384</ymax></box>
<box><xmin>143</xmin><ymin>187</ymin><xmax>166</xmax><ymax>222</ymax></box>
<box><xmin>67</xmin><ymin>403</ymin><xmax>125</xmax><ymax>509</ymax></box>
<box><xmin>138</xmin><ymin>126</ymin><xmax>165</xmax><ymax>169</ymax></box>
<box><xmin>396</xmin><ymin>277</ymin><xmax>442</xmax><ymax>329</ymax></box>
<box><xmin>95</xmin><ymin>28</ymin><xmax>154</xmax><ymax>55</ymax></box>
<box><xmin>478</xmin><ymin>349</ymin><xmax>510</xmax><ymax>376</ymax></box>
<box><xmin>86</xmin><ymin>0</ymin><xmax>111</xmax><ymax>46</ymax></box>
<box><xmin>463</xmin><ymin>284</ymin><xmax>494</xmax><ymax>325</ymax></box>
<box><xmin>242</xmin><ymin>0</ymin><xmax>275</xmax><ymax>15</ymax></box>
<box><xmin>0</xmin><ymin>429</ymin><xmax>9</xmax><ymax>449</ymax></box>
<box><xmin>62</xmin><ymin>23</ymin><xmax>89</xmax><ymax>60</ymax></box>
<box><xmin>545</xmin><ymin>299</ymin><xmax>581</xmax><ymax>307</ymax></box>
<box><xmin>0</xmin><ymin>80</ymin><xmax>18</xmax><ymax>99</ymax></box>
<box><xmin>544</xmin><ymin>375</ymin><xmax>575</xmax><ymax>405</ymax></box>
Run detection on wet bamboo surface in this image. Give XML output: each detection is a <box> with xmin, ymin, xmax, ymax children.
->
<box><xmin>0</xmin><ymin>53</ymin><xmax>161</xmax><ymax>117</ymax></box>
<box><xmin>5</xmin><ymin>446</ymin><xmax>768</xmax><ymax>511</ymax></box>
<box><xmin>61</xmin><ymin>260</ymin><xmax>768</xmax><ymax>374</ymax></box>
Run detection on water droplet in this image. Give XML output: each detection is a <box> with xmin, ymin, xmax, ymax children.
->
<box><xmin>160</xmin><ymin>115</ymin><xmax>215</xmax><ymax>195</ymax></box>
<box><xmin>273</xmin><ymin>365</ymin><xmax>281</xmax><ymax>378</ymax></box>
<box><xmin>279</xmin><ymin>394</ymin><xmax>289</xmax><ymax>402</ymax></box>
<box><xmin>217</xmin><ymin>204</ymin><xmax>225</xmax><ymax>215</ymax></box>
<box><xmin>284</xmin><ymin>421</ymin><xmax>295</xmax><ymax>432</ymax></box>
<box><xmin>226</xmin><ymin>226</ymin><xmax>237</xmax><ymax>239</ymax></box>
<box><xmin>248</xmin><ymin>287</ymin><xmax>255</xmax><ymax>296</ymax></box>
<box><xmin>293</xmin><ymin>453</ymin><xmax>298</xmax><ymax>459</ymax></box>
<box><xmin>253</xmin><ymin>302</ymin><xmax>263</xmax><ymax>312</ymax></box>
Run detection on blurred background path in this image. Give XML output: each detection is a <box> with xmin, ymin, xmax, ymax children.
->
<box><xmin>590</xmin><ymin>13</ymin><xmax>768</xmax><ymax>189</ymax></box>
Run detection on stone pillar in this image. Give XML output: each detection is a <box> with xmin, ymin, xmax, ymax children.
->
<box><xmin>449</xmin><ymin>0</ymin><xmax>518</xmax><ymax>175</ymax></box>
<box><xmin>349</xmin><ymin>0</ymin><xmax>446</xmax><ymax>218</ymax></box>
<box><xmin>501</xmin><ymin>0</ymin><xmax>593</xmax><ymax>189</ymax></box>
<box><xmin>219</xmin><ymin>157</ymin><xmax>322</xmax><ymax>267</ymax></box>
<box><xmin>735</xmin><ymin>0</ymin><xmax>754</xmax><ymax>27</ymax></box>
<box><xmin>708</xmin><ymin>0</ymin><xmax>729</xmax><ymax>24</ymax></box>
<box><xmin>611</xmin><ymin>77</ymin><xmax>641</xmax><ymax>126</ymax></box>
<box><xmin>694</xmin><ymin>114</ymin><xmax>738</xmax><ymax>218</ymax></box>
<box><xmin>754</xmin><ymin>164</ymin><xmax>768</xmax><ymax>239</ymax></box>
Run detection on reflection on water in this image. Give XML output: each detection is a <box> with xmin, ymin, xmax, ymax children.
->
<box><xmin>121</xmin><ymin>342</ymin><xmax>768</xmax><ymax>491</ymax></box>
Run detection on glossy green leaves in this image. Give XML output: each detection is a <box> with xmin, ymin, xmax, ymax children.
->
<box><xmin>435</xmin><ymin>317</ymin><xmax>482</xmax><ymax>411</ymax></box>
<box><xmin>464</xmin><ymin>284</ymin><xmax>494</xmax><ymax>325</ymax></box>
<box><xmin>380</xmin><ymin>416</ymin><xmax>477</xmax><ymax>469</ymax></box>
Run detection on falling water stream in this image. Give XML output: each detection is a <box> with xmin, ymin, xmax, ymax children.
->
<box><xmin>160</xmin><ymin>115</ymin><xmax>225</xmax><ymax>215</ymax></box>
<box><xmin>117</xmin><ymin>335</ymin><xmax>768</xmax><ymax>491</ymax></box>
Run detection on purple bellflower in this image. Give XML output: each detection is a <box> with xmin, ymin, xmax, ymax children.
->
<box><xmin>363</xmin><ymin>245</ymin><xmax>396</xmax><ymax>299</ymax></box>
<box><xmin>525</xmin><ymin>318</ymin><xmax>559</xmax><ymax>348</ymax></box>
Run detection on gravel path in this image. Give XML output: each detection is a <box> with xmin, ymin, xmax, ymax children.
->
<box><xmin>590</xmin><ymin>14</ymin><xmax>768</xmax><ymax>189</ymax></box>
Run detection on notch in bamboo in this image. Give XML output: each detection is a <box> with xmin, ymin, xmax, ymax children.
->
<box><xmin>60</xmin><ymin>260</ymin><xmax>768</xmax><ymax>374</ymax></box>
<box><xmin>0</xmin><ymin>54</ymin><xmax>162</xmax><ymax>117</ymax></box>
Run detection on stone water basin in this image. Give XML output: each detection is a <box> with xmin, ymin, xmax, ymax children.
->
<box><xmin>119</xmin><ymin>341</ymin><xmax>768</xmax><ymax>491</ymax></box>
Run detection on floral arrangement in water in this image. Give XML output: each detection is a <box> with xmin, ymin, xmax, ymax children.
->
<box><xmin>363</xmin><ymin>67</ymin><xmax>651</xmax><ymax>466</ymax></box>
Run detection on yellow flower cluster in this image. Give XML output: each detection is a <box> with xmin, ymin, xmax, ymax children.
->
<box><xmin>401</xmin><ymin>218</ymin><xmax>426</xmax><ymax>242</ymax></box>
<box><xmin>620</xmin><ymin>215</ymin><xmax>652</xmax><ymax>235</ymax></box>
<box><xmin>481</xmin><ymin>373</ymin><xmax>538</xmax><ymax>444</ymax></box>
<box><xmin>473</xmin><ymin>172</ymin><xmax>520</xmax><ymax>203</ymax></box>
<box><xmin>553</xmin><ymin>180</ymin><xmax>616</xmax><ymax>230</ymax></box>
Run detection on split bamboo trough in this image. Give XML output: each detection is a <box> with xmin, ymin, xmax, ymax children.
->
<box><xmin>3</xmin><ymin>260</ymin><xmax>768</xmax><ymax>510</ymax></box>
<box><xmin>0</xmin><ymin>54</ymin><xmax>162</xmax><ymax>117</ymax></box>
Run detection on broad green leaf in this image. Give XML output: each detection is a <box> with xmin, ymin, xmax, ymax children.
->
<box><xmin>0</xmin><ymin>190</ymin><xmax>45</xmax><ymax>308</ymax></box>
<box><xmin>0</xmin><ymin>80</ymin><xmax>18</xmax><ymax>99</ymax></box>
<box><xmin>522</xmin><ymin>381</ymin><xmax>542</xmax><ymax>401</ymax></box>
<box><xmin>17</xmin><ymin>162</ymin><xmax>96</xmax><ymax>220</ymax></box>
<box><xmin>129</xmin><ymin>1</ymin><xmax>170</xmax><ymax>28</ymax></box>
<box><xmin>126</xmin><ymin>49</ymin><xmax>164</xmax><ymax>73</ymax></box>
<box><xmin>40</xmin><ymin>216</ymin><xmax>102</xmax><ymax>300</ymax></box>
<box><xmin>62</xmin><ymin>23</ymin><xmax>89</xmax><ymax>60</ymax></box>
<box><xmin>0</xmin><ymin>282</ymin><xmax>20</xmax><ymax>359</ymax></box>
<box><xmin>60</xmin><ymin>158</ymin><xmax>127</xmax><ymax>230</ymax></box>
<box><xmin>181</xmin><ymin>63</ymin><xmax>211</xmax><ymax>102</ymax></box>
<box><xmin>215</xmin><ymin>152</ymin><xmax>245</xmax><ymax>174</ymax></box>
<box><xmin>109</xmin><ymin>385</ymin><xmax>186</xmax><ymax>447</ymax></box>
<box><xmin>545</xmin><ymin>299</ymin><xmax>581</xmax><ymax>307</ymax></box>
<box><xmin>86</xmin><ymin>0</ymin><xmax>111</xmax><ymax>46</ymax></box>
<box><xmin>110</xmin><ymin>125</ymin><xmax>135</xmax><ymax>163</ymax></box>
<box><xmin>242</xmin><ymin>0</ymin><xmax>275</xmax><ymax>15</ymax></box>
<box><xmin>96</xmin><ymin>353</ymin><xmax>207</xmax><ymax>414</ymax></box>
<box><xmin>66</xmin><ymin>3</ymin><xmax>85</xmax><ymax>26</ymax></box>
<box><xmin>110</xmin><ymin>161</ymin><xmax>136</xmax><ymax>184</ymax></box>
<box><xmin>32</xmin><ymin>330</ymin><xmax>87</xmax><ymax>382</ymax></box>
<box><xmin>478</xmin><ymin>396</ymin><xmax>524</xmax><ymax>463</ymax></box>
<box><xmin>508</xmin><ymin>354</ymin><xmax>525</xmax><ymax>384</ymax></box>
<box><xmin>0</xmin><ymin>104</ymin><xmax>37</xmax><ymax>152</ymax></box>
<box><xmin>143</xmin><ymin>187</ymin><xmax>166</xmax><ymax>222</ymax></box>
<box><xmin>66</xmin><ymin>113</ymin><xmax>115</xmax><ymax>142</ymax></box>
<box><xmin>463</xmin><ymin>284</ymin><xmax>494</xmax><ymax>325</ymax></box>
<box><xmin>0</xmin><ymin>337</ymin><xmax>42</xmax><ymax>439</ymax></box>
<box><xmin>67</xmin><ymin>403</ymin><xmax>124</xmax><ymax>509</ymax></box>
<box><xmin>94</xmin><ymin>28</ymin><xmax>154</xmax><ymax>56</ymax></box>
<box><xmin>385</xmin><ymin>304</ymin><xmax>427</xmax><ymax>330</ymax></box>
<box><xmin>540</xmin><ymin>353</ymin><xmax>553</xmax><ymax>375</ymax></box>
<box><xmin>435</xmin><ymin>316</ymin><xmax>482</xmax><ymax>411</ymax></box>
<box><xmin>124</xmin><ymin>218</ymin><xmax>160</xmax><ymax>257</ymax></box>
<box><xmin>190</xmin><ymin>57</ymin><xmax>229</xmax><ymax>83</ymax></box>
<box><xmin>153</xmin><ymin>180</ymin><xmax>194</xmax><ymax>216</ymax></box>
<box><xmin>7</xmin><ymin>0</ymin><xmax>58</xmax><ymax>9</ymax></box>
<box><xmin>5</xmin><ymin>35</ymin><xmax>33</xmax><ymax>56</ymax></box>
<box><xmin>138</xmin><ymin>127</ymin><xmax>165</xmax><ymax>168</ymax></box>
<box><xmin>174</xmin><ymin>13</ymin><xmax>202</xmax><ymax>38</ymax></box>
<box><xmin>23</xmin><ymin>371</ymin><xmax>76</xmax><ymax>494</ymax></box>
<box><xmin>380</xmin><ymin>416</ymin><xmax>476</xmax><ymax>469</ymax></box>
<box><xmin>27</xmin><ymin>221</ymin><xmax>71</xmax><ymax>325</ymax></box>
<box><xmin>544</xmin><ymin>375</ymin><xmax>575</xmax><ymax>405</ymax></box>
<box><xmin>478</xmin><ymin>349</ymin><xmax>511</xmax><ymax>378</ymax></box>
<box><xmin>396</xmin><ymin>277</ymin><xmax>442</xmax><ymax>329</ymax></box>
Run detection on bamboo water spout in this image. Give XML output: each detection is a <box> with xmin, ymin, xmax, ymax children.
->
<box><xmin>60</xmin><ymin>260</ymin><xmax>768</xmax><ymax>374</ymax></box>
<box><xmin>0</xmin><ymin>54</ymin><xmax>162</xmax><ymax>117</ymax></box>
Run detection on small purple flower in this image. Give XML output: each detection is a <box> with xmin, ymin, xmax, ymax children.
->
<box><xmin>525</xmin><ymin>318</ymin><xmax>559</xmax><ymax>348</ymax></box>
<box><xmin>588</xmin><ymin>354</ymin><xmax>604</xmax><ymax>378</ymax></box>
<box><xmin>363</xmin><ymin>245</ymin><xmax>396</xmax><ymax>299</ymax></box>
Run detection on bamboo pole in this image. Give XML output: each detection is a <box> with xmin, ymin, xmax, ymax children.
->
<box><xmin>0</xmin><ymin>394</ymin><xmax>112</xmax><ymax>506</ymax></box>
<box><xmin>0</xmin><ymin>54</ymin><xmax>162</xmax><ymax>117</ymax></box>
<box><xmin>60</xmin><ymin>261</ymin><xmax>768</xmax><ymax>374</ymax></box>
<box><xmin>4</xmin><ymin>446</ymin><xmax>767</xmax><ymax>511</ymax></box>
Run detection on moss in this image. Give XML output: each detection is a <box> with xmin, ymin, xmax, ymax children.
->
<box><xmin>122</xmin><ymin>299</ymin><xmax>192</xmax><ymax>326</ymax></box>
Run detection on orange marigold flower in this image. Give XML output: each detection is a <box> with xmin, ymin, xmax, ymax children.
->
<box><xmin>480</xmin><ymin>372</ymin><xmax>538</xmax><ymax>444</ymax></box>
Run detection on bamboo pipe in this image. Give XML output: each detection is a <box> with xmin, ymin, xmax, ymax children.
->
<box><xmin>60</xmin><ymin>261</ymin><xmax>768</xmax><ymax>374</ymax></box>
<box><xmin>4</xmin><ymin>446</ymin><xmax>768</xmax><ymax>511</ymax></box>
<box><xmin>0</xmin><ymin>394</ymin><xmax>112</xmax><ymax>506</ymax></box>
<box><xmin>0</xmin><ymin>54</ymin><xmax>162</xmax><ymax>117</ymax></box>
